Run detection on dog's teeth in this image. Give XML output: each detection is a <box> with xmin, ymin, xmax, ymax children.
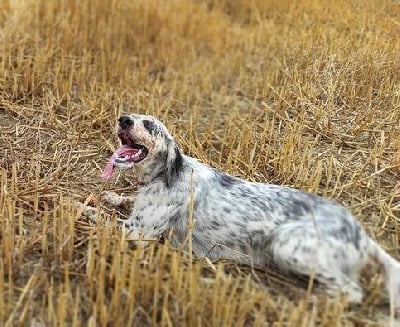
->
<box><xmin>114</xmin><ymin>156</ymin><xmax>128</xmax><ymax>163</ymax></box>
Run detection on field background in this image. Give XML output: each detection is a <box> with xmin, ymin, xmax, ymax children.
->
<box><xmin>0</xmin><ymin>0</ymin><xmax>400</xmax><ymax>325</ymax></box>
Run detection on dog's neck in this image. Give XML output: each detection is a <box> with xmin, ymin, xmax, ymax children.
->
<box><xmin>135</xmin><ymin>170</ymin><xmax>166</xmax><ymax>188</ymax></box>
<box><xmin>135</xmin><ymin>149</ymin><xmax>185</xmax><ymax>188</ymax></box>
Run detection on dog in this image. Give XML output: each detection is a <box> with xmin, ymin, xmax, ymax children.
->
<box><xmin>81</xmin><ymin>113</ymin><xmax>400</xmax><ymax>308</ymax></box>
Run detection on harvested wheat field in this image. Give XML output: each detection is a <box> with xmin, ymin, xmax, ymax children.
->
<box><xmin>0</xmin><ymin>0</ymin><xmax>400</xmax><ymax>325</ymax></box>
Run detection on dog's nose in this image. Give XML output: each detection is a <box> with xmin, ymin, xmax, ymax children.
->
<box><xmin>118</xmin><ymin>115</ymin><xmax>134</xmax><ymax>129</ymax></box>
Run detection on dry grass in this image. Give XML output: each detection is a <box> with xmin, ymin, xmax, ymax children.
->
<box><xmin>0</xmin><ymin>0</ymin><xmax>400</xmax><ymax>325</ymax></box>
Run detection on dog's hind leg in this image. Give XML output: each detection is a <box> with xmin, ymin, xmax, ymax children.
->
<box><xmin>269</xmin><ymin>222</ymin><xmax>366</xmax><ymax>304</ymax></box>
<box><xmin>312</xmin><ymin>269</ymin><xmax>364</xmax><ymax>303</ymax></box>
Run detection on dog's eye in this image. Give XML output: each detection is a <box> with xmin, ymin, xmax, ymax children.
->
<box><xmin>143</xmin><ymin>119</ymin><xmax>156</xmax><ymax>135</ymax></box>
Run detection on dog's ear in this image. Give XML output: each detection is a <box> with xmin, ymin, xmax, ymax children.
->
<box><xmin>165</xmin><ymin>140</ymin><xmax>183</xmax><ymax>187</ymax></box>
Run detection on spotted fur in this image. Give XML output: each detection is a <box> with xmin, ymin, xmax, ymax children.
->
<box><xmin>83</xmin><ymin>114</ymin><xmax>400</xmax><ymax>308</ymax></box>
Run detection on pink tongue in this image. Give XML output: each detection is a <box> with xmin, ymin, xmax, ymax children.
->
<box><xmin>101</xmin><ymin>145</ymin><xmax>139</xmax><ymax>180</ymax></box>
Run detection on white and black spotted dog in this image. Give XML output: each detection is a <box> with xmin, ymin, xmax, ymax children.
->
<box><xmin>82</xmin><ymin>114</ymin><xmax>400</xmax><ymax>308</ymax></box>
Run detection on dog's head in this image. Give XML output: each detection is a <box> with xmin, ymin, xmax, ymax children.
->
<box><xmin>113</xmin><ymin>114</ymin><xmax>183</xmax><ymax>186</ymax></box>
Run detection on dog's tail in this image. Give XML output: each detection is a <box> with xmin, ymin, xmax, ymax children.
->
<box><xmin>368</xmin><ymin>238</ymin><xmax>400</xmax><ymax>309</ymax></box>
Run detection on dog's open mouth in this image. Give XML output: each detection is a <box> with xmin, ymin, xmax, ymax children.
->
<box><xmin>114</xmin><ymin>142</ymin><xmax>148</xmax><ymax>164</ymax></box>
<box><xmin>101</xmin><ymin>135</ymin><xmax>149</xmax><ymax>180</ymax></box>
<box><xmin>112</xmin><ymin>144</ymin><xmax>146</xmax><ymax>164</ymax></box>
<box><xmin>115</xmin><ymin>132</ymin><xmax>149</xmax><ymax>164</ymax></box>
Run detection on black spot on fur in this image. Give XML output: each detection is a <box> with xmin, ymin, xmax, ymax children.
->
<box><xmin>250</xmin><ymin>229</ymin><xmax>266</xmax><ymax>239</ymax></box>
<box><xmin>117</xmin><ymin>219</ymin><xmax>133</xmax><ymax>230</ymax></box>
<box><xmin>116</xmin><ymin>220</ymin><xmax>126</xmax><ymax>228</ymax></box>
<box><xmin>211</xmin><ymin>220</ymin><xmax>224</xmax><ymax>229</ymax></box>
<box><xmin>334</xmin><ymin>216</ymin><xmax>361</xmax><ymax>250</ymax></box>
<box><xmin>169</xmin><ymin>212</ymin><xmax>181</xmax><ymax>224</ymax></box>
<box><xmin>217</xmin><ymin>172</ymin><xmax>240</xmax><ymax>188</ymax></box>
<box><xmin>289</xmin><ymin>199</ymin><xmax>312</xmax><ymax>218</ymax></box>
<box><xmin>143</xmin><ymin>119</ymin><xmax>157</xmax><ymax>135</ymax></box>
<box><xmin>165</xmin><ymin>145</ymin><xmax>183</xmax><ymax>188</ymax></box>
<box><xmin>353</xmin><ymin>225</ymin><xmax>361</xmax><ymax>250</ymax></box>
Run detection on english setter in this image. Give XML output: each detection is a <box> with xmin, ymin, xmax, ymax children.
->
<box><xmin>82</xmin><ymin>114</ymin><xmax>400</xmax><ymax>308</ymax></box>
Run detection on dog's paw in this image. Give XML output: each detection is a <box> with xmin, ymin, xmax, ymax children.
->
<box><xmin>100</xmin><ymin>191</ymin><xmax>135</xmax><ymax>210</ymax></box>
<box><xmin>76</xmin><ymin>201</ymin><xmax>99</xmax><ymax>222</ymax></box>
<box><xmin>100</xmin><ymin>191</ymin><xmax>122</xmax><ymax>206</ymax></box>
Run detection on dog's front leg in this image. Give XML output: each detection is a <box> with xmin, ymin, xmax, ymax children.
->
<box><xmin>100</xmin><ymin>191</ymin><xmax>135</xmax><ymax>211</ymax></box>
<box><xmin>77</xmin><ymin>192</ymin><xmax>135</xmax><ymax>224</ymax></box>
